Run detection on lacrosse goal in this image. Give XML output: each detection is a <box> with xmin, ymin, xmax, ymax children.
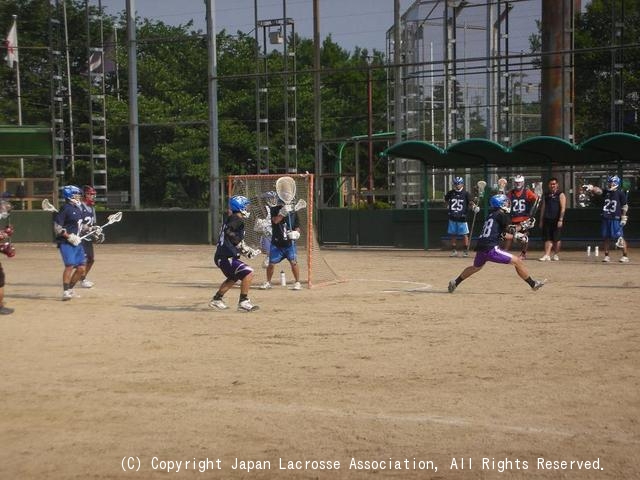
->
<box><xmin>228</xmin><ymin>173</ymin><xmax>341</xmax><ymax>288</ymax></box>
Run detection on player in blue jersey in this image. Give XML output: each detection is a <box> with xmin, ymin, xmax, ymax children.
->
<box><xmin>583</xmin><ymin>175</ymin><xmax>629</xmax><ymax>263</ymax></box>
<box><xmin>447</xmin><ymin>194</ymin><xmax>545</xmax><ymax>293</ymax></box>
<box><xmin>53</xmin><ymin>185</ymin><xmax>87</xmax><ymax>301</ymax></box>
<box><xmin>209</xmin><ymin>195</ymin><xmax>260</xmax><ymax>312</ymax></box>
<box><xmin>444</xmin><ymin>177</ymin><xmax>480</xmax><ymax>257</ymax></box>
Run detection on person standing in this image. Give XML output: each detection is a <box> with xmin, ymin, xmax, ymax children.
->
<box><xmin>504</xmin><ymin>175</ymin><xmax>538</xmax><ymax>260</ymax></box>
<box><xmin>209</xmin><ymin>195</ymin><xmax>260</xmax><ymax>312</ymax></box>
<box><xmin>260</xmin><ymin>198</ymin><xmax>302</xmax><ymax>290</ymax></box>
<box><xmin>78</xmin><ymin>185</ymin><xmax>103</xmax><ymax>288</ymax></box>
<box><xmin>54</xmin><ymin>185</ymin><xmax>87</xmax><ymax>301</ymax></box>
<box><xmin>0</xmin><ymin>201</ymin><xmax>15</xmax><ymax>314</ymax></box>
<box><xmin>444</xmin><ymin>177</ymin><xmax>479</xmax><ymax>258</ymax></box>
<box><xmin>448</xmin><ymin>194</ymin><xmax>545</xmax><ymax>293</ymax></box>
<box><xmin>583</xmin><ymin>175</ymin><xmax>630</xmax><ymax>263</ymax></box>
<box><xmin>538</xmin><ymin>177</ymin><xmax>567</xmax><ymax>261</ymax></box>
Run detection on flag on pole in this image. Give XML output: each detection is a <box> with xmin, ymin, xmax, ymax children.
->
<box><xmin>4</xmin><ymin>18</ymin><xmax>18</xmax><ymax>69</ymax></box>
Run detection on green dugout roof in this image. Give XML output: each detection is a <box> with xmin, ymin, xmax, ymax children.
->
<box><xmin>381</xmin><ymin>132</ymin><xmax>640</xmax><ymax>167</ymax></box>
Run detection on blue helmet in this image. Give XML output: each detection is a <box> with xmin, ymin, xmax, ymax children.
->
<box><xmin>607</xmin><ymin>175</ymin><xmax>620</xmax><ymax>191</ymax></box>
<box><xmin>62</xmin><ymin>185</ymin><xmax>82</xmax><ymax>203</ymax></box>
<box><xmin>490</xmin><ymin>193</ymin><xmax>510</xmax><ymax>213</ymax></box>
<box><xmin>229</xmin><ymin>195</ymin><xmax>251</xmax><ymax>218</ymax></box>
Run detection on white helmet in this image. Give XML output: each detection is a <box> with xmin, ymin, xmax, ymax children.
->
<box><xmin>513</xmin><ymin>175</ymin><xmax>525</xmax><ymax>191</ymax></box>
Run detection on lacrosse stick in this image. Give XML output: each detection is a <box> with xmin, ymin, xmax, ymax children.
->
<box><xmin>79</xmin><ymin>211</ymin><xmax>123</xmax><ymax>240</ymax></box>
<box><xmin>469</xmin><ymin>180</ymin><xmax>486</xmax><ymax>245</ymax></box>
<box><xmin>276</xmin><ymin>176</ymin><xmax>296</xmax><ymax>205</ymax></box>
<box><xmin>294</xmin><ymin>198</ymin><xmax>307</xmax><ymax>211</ymax></box>
<box><xmin>497</xmin><ymin>177</ymin><xmax>508</xmax><ymax>194</ymax></box>
<box><xmin>41</xmin><ymin>198</ymin><xmax>58</xmax><ymax>213</ymax></box>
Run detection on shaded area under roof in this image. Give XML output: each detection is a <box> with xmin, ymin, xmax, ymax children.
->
<box><xmin>381</xmin><ymin>133</ymin><xmax>640</xmax><ymax>168</ymax></box>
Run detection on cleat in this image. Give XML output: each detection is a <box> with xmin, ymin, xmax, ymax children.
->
<box><xmin>238</xmin><ymin>299</ymin><xmax>259</xmax><ymax>312</ymax></box>
<box><xmin>259</xmin><ymin>281</ymin><xmax>272</xmax><ymax>290</ymax></box>
<box><xmin>619</xmin><ymin>256</ymin><xmax>630</xmax><ymax>263</ymax></box>
<box><xmin>539</xmin><ymin>255</ymin><xmax>551</xmax><ymax>262</ymax></box>
<box><xmin>463</xmin><ymin>250</ymin><xmax>469</xmax><ymax>258</ymax></box>
<box><xmin>531</xmin><ymin>279</ymin><xmax>546</xmax><ymax>291</ymax></box>
<box><xmin>552</xmin><ymin>254</ymin><xmax>560</xmax><ymax>261</ymax></box>
<box><xmin>602</xmin><ymin>255</ymin><xmax>611</xmax><ymax>263</ymax></box>
<box><xmin>447</xmin><ymin>279</ymin><xmax>457</xmax><ymax>293</ymax></box>
<box><xmin>80</xmin><ymin>279</ymin><xmax>94</xmax><ymax>288</ymax></box>
<box><xmin>0</xmin><ymin>306</ymin><xmax>14</xmax><ymax>315</ymax></box>
<box><xmin>449</xmin><ymin>250</ymin><xmax>458</xmax><ymax>257</ymax></box>
<box><xmin>208</xmin><ymin>299</ymin><xmax>228</xmax><ymax>310</ymax></box>
<box><xmin>292</xmin><ymin>281</ymin><xmax>302</xmax><ymax>290</ymax></box>
<box><xmin>62</xmin><ymin>289</ymin><xmax>74</xmax><ymax>301</ymax></box>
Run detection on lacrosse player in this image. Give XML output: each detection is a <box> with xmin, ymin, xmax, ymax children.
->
<box><xmin>538</xmin><ymin>177</ymin><xmax>566</xmax><ymax>261</ymax></box>
<box><xmin>54</xmin><ymin>185</ymin><xmax>87</xmax><ymax>301</ymax></box>
<box><xmin>254</xmin><ymin>191</ymin><xmax>279</xmax><ymax>269</ymax></box>
<box><xmin>0</xmin><ymin>201</ymin><xmax>15</xmax><ymax>314</ymax></box>
<box><xmin>259</xmin><ymin>198</ymin><xmax>302</xmax><ymax>290</ymax></box>
<box><xmin>209</xmin><ymin>195</ymin><xmax>260</xmax><ymax>312</ymax></box>
<box><xmin>504</xmin><ymin>175</ymin><xmax>539</xmax><ymax>260</ymax></box>
<box><xmin>583</xmin><ymin>175</ymin><xmax>629</xmax><ymax>263</ymax></box>
<box><xmin>78</xmin><ymin>186</ymin><xmax>104</xmax><ymax>288</ymax></box>
<box><xmin>444</xmin><ymin>177</ymin><xmax>480</xmax><ymax>257</ymax></box>
<box><xmin>448</xmin><ymin>194</ymin><xmax>545</xmax><ymax>293</ymax></box>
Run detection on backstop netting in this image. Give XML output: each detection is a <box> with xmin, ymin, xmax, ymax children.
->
<box><xmin>228</xmin><ymin>174</ymin><xmax>341</xmax><ymax>288</ymax></box>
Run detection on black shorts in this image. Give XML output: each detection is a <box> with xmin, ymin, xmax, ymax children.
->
<box><xmin>542</xmin><ymin>219</ymin><xmax>562</xmax><ymax>243</ymax></box>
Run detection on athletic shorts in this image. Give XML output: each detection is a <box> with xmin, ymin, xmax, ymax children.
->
<box><xmin>82</xmin><ymin>240</ymin><xmax>95</xmax><ymax>262</ymax></box>
<box><xmin>601</xmin><ymin>219</ymin><xmax>623</xmax><ymax>240</ymax></box>
<box><xmin>448</xmin><ymin>220</ymin><xmax>469</xmax><ymax>236</ymax></box>
<box><xmin>215</xmin><ymin>256</ymin><xmax>253</xmax><ymax>282</ymax></box>
<box><xmin>269</xmin><ymin>244</ymin><xmax>297</xmax><ymax>264</ymax></box>
<box><xmin>59</xmin><ymin>243</ymin><xmax>87</xmax><ymax>267</ymax></box>
<box><xmin>473</xmin><ymin>246</ymin><xmax>513</xmax><ymax>268</ymax></box>
<box><xmin>541</xmin><ymin>220</ymin><xmax>562</xmax><ymax>243</ymax></box>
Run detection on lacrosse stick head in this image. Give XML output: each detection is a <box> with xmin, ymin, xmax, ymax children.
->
<box><xmin>476</xmin><ymin>180</ymin><xmax>487</xmax><ymax>198</ymax></box>
<box><xmin>294</xmin><ymin>199</ymin><xmax>307</xmax><ymax>211</ymax></box>
<box><xmin>106</xmin><ymin>211</ymin><xmax>123</xmax><ymax>225</ymax></box>
<box><xmin>0</xmin><ymin>200</ymin><xmax>12</xmax><ymax>220</ymax></box>
<box><xmin>276</xmin><ymin>176</ymin><xmax>296</xmax><ymax>204</ymax></box>
<box><xmin>533</xmin><ymin>181</ymin><xmax>544</xmax><ymax>197</ymax></box>
<box><xmin>41</xmin><ymin>199</ymin><xmax>57</xmax><ymax>212</ymax></box>
<box><xmin>497</xmin><ymin>177</ymin><xmax>508</xmax><ymax>193</ymax></box>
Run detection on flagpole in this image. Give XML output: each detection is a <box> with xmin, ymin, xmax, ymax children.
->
<box><xmin>12</xmin><ymin>15</ymin><xmax>24</xmax><ymax>179</ymax></box>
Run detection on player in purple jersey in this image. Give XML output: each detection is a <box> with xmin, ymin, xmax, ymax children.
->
<box><xmin>583</xmin><ymin>175</ymin><xmax>629</xmax><ymax>263</ymax></box>
<box><xmin>209</xmin><ymin>195</ymin><xmax>260</xmax><ymax>312</ymax></box>
<box><xmin>444</xmin><ymin>177</ymin><xmax>480</xmax><ymax>257</ymax></box>
<box><xmin>447</xmin><ymin>194</ymin><xmax>545</xmax><ymax>293</ymax></box>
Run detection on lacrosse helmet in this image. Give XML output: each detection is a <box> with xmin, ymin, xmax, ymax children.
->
<box><xmin>453</xmin><ymin>176</ymin><xmax>464</xmax><ymax>191</ymax></box>
<box><xmin>229</xmin><ymin>195</ymin><xmax>251</xmax><ymax>218</ymax></box>
<box><xmin>262</xmin><ymin>191</ymin><xmax>279</xmax><ymax>207</ymax></box>
<box><xmin>607</xmin><ymin>175</ymin><xmax>621</xmax><ymax>191</ymax></box>
<box><xmin>490</xmin><ymin>193</ymin><xmax>511</xmax><ymax>213</ymax></box>
<box><xmin>513</xmin><ymin>175</ymin><xmax>525</xmax><ymax>191</ymax></box>
<box><xmin>62</xmin><ymin>185</ymin><xmax>82</xmax><ymax>206</ymax></box>
<box><xmin>83</xmin><ymin>185</ymin><xmax>97</xmax><ymax>206</ymax></box>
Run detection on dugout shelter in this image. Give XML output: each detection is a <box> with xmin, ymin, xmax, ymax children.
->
<box><xmin>382</xmin><ymin>132</ymin><xmax>640</xmax><ymax>249</ymax></box>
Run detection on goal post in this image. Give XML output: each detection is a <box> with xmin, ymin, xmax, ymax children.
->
<box><xmin>227</xmin><ymin>173</ymin><xmax>341</xmax><ymax>288</ymax></box>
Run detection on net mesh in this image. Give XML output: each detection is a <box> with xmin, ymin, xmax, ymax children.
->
<box><xmin>228</xmin><ymin>174</ymin><xmax>341</xmax><ymax>288</ymax></box>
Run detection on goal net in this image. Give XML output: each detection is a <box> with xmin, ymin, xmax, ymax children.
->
<box><xmin>228</xmin><ymin>173</ymin><xmax>341</xmax><ymax>288</ymax></box>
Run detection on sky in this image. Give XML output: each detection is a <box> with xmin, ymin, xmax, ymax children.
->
<box><xmin>98</xmin><ymin>0</ymin><xmax>544</xmax><ymax>55</ymax></box>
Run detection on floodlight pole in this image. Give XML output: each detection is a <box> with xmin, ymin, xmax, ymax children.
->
<box><xmin>206</xmin><ymin>0</ymin><xmax>221</xmax><ymax>239</ymax></box>
<box><xmin>126</xmin><ymin>0</ymin><xmax>140</xmax><ymax>209</ymax></box>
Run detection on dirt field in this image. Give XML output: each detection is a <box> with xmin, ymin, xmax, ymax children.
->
<box><xmin>1</xmin><ymin>243</ymin><xmax>638</xmax><ymax>479</ymax></box>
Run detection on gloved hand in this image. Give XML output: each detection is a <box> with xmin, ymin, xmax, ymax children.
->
<box><xmin>278</xmin><ymin>204</ymin><xmax>293</xmax><ymax>217</ymax></box>
<box><xmin>506</xmin><ymin>224</ymin><xmax>517</xmax><ymax>235</ymax></box>
<box><xmin>287</xmin><ymin>230</ymin><xmax>301</xmax><ymax>240</ymax></box>
<box><xmin>520</xmin><ymin>218</ymin><xmax>535</xmax><ymax>231</ymax></box>
<box><xmin>0</xmin><ymin>241</ymin><xmax>15</xmax><ymax>257</ymax></box>
<box><xmin>621</xmin><ymin>215</ymin><xmax>628</xmax><ymax>226</ymax></box>
<box><xmin>514</xmin><ymin>232</ymin><xmax>528</xmax><ymax>244</ymax></box>
<box><xmin>3</xmin><ymin>225</ymin><xmax>14</xmax><ymax>237</ymax></box>
<box><xmin>67</xmin><ymin>233</ymin><xmax>81</xmax><ymax>246</ymax></box>
<box><xmin>472</xmin><ymin>205</ymin><xmax>480</xmax><ymax>214</ymax></box>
